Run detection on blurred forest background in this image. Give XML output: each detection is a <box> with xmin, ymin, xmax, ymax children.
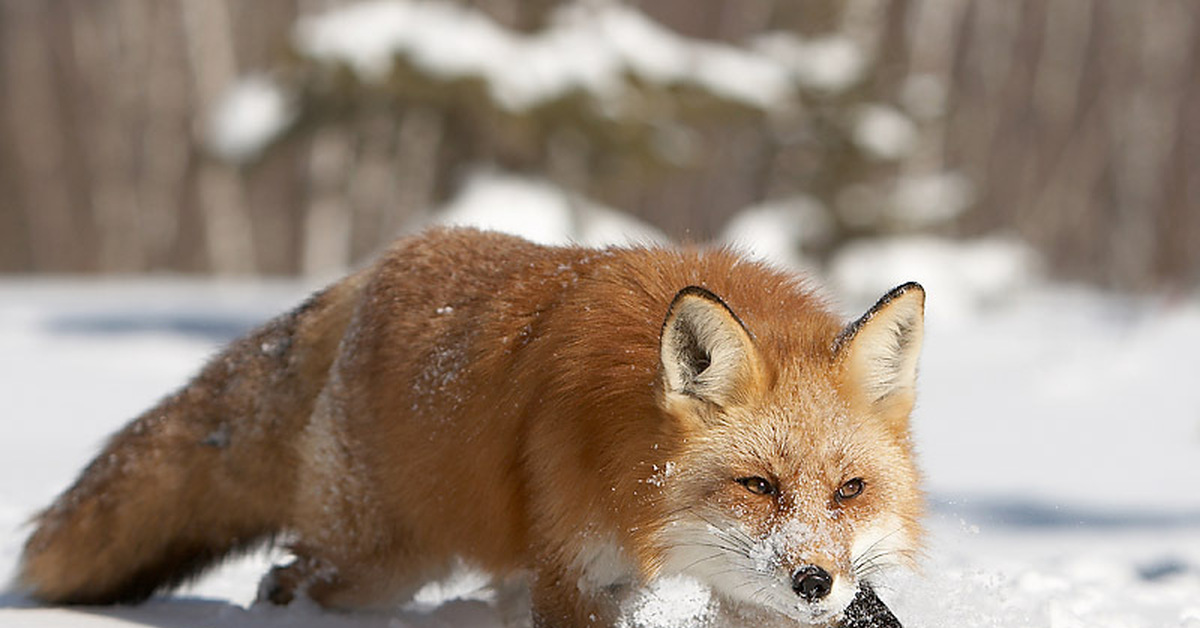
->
<box><xmin>0</xmin><ymin>0</ymin><xmax>1196</xmax><ymax>291</ymax></box>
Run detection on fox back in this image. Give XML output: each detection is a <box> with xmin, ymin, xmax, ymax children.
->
<box><xmin>20</xmin><ymin>228</ymin><xmax>925</xmax><ymax>627</ymax></box>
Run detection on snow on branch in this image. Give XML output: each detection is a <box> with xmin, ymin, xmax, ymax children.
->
<box><xmin>210</xmin><ymin>0</ymin><xmax>868</xmax><ymax>161</ymax></box>
<box><xmin>291</xmin><ymin>0</ymin><xmax>859</xmax><ymax>111</ymax></box>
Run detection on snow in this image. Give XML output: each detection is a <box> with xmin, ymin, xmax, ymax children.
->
<box><xmin>292</xmin><ymin>0</ymin><xmax>805</xmax><ymax>113</ymax></box>
<box><xmin>617</xmin><ymin>576</ymin><xmax>716</xmax><ymax>628</ymax></box>
<box><xmin>431</xmin><ymin>171</ymin><xmax>668</xmax><ymax>248</ymax></box>
<box><xmin>210</xmin><ymin>1</ymin><xmax>876</xmax><ymax>157</ymax></box>
<box><xmin>852</xmin><ymin>104</ymin><xmax>917</xmax><ymax>161</ymax></box>
<box><xmin>688</xmin><ymin>44</ymin><xmax>792</xmax><ymax>110</ymax></box>
<box><xmin>753</xmin><ymin>33</ymin><xmax>866</xmax><ymax>93</ymax></box>
<box><xmin>891</xmin><ymin>172</ymin><xmax>974</xmax><ymax>227</ymax></box>
<box><xmin>915</xmin><ymin>287</ymin><xmax>1200</xmax><ymax>513</ymax></box>
<box><xmin>208</xmin><ymin>76</ymin><xmax>295</xmax><ymax>162</ymax></box>
<box><xmin>718</xmin><ymin>195</ymin><xmax>832</xmax><ymax>272</ymax></box>
<box><xmin>829</xmin><ymin>235</ymin><xmax>1040</xmax><ymax>323</ymax></box>
<box><xmin>587</xmin><ymin>3</ymin><xmax>689</xmax><ymax>85</ymax></box>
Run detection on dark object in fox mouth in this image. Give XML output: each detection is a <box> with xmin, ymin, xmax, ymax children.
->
<box><xmin>840</xmin><ymin>582</ymin><xmax>902</xmax><ymax>628</ymax></box>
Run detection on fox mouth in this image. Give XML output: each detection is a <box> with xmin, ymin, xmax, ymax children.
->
<box><xmin>659</xmin><ymin>519</ymin><xmax>854</xmax><ymax>623</ymax></box>
<box><xmin>659</xmin><ymin>511</ymin><xmax>913</xmax><ymax>626</ymax></box>
<box><xmin>777</xmin><ymin>587</ymin><xmax>856</xmax><ymax>626</ymax></box>
<box><xmin>730</xmin><ymin>581</ymin><xmax>903</xmax><ymax>627</ymax></box>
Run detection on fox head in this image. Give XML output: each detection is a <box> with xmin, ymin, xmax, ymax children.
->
<box><xmin>653</xmin><ymin>283</ymin><xmax>925</xmax><ymax>625</ymax></box>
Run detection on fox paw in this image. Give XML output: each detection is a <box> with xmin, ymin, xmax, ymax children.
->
<box><xmin>256</xmin><ymin>556</ymin><xmax>339</xmax><ymax>606</ymax></box>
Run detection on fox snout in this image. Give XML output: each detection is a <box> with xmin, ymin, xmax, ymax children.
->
<box><xmin>782</xmin><ymin>553</ymin><xmax>859</xmax><ymax>621</ymax></box>
<box><xmin>792</xmin><ymin>564</ymin><xmax>834</xmax><ymax>601</ymax></box>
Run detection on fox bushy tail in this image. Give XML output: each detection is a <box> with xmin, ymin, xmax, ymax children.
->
<box><xmin>18</xmin><ymin>273</ymin><xmax>367</xmax><ymax>605</ymax></box>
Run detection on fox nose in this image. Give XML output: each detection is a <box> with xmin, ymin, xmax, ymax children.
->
<box><xmin>792</xmin><ymin>565</ymin><xmax>833</xmax><ymax>601</ymax></box>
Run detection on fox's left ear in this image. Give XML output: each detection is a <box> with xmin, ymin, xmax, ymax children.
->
<box><xmin>834</xmin><ymin>282</ymin><xmax>925</xmax><ymax>424</ymax></box>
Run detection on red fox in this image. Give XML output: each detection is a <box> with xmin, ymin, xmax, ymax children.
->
<box><xmin>19</xmin><ymin>227</ymin><xmax>925</xmax><ymax>627</ymax></box>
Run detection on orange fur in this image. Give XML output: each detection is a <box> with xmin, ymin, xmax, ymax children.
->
<box><xmin>19</xmin><ymin>228</ymin><xmax>926</xmax><ymax>627</ymax></box>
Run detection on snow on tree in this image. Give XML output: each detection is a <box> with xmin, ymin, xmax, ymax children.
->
<box><xmin>209</xmin><ymin>0</ymin><xmax>967</xmax><ymax>273</ymax></box>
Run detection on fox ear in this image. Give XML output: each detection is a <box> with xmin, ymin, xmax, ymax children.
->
<box><xmin>835</xmin><ymin>282</ymin><xmax>925</xmax><ymax>418</ymax></box>
<box><xmin>660</xmin><ymin>286</ymin><xmax>764</xmax><ymax>409</ymax></box>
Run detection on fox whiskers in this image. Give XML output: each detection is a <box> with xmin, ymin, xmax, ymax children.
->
<box><xmin>852</xmin><ymin>527</ymin><xmax>916</xmax><ymax>581</ymax></box>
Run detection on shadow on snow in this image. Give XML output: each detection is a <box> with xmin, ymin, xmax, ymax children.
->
<box><xmin>931</xmin><ymin>494</ymin><xmax>1200</xmax><ymax>530</ymax></box>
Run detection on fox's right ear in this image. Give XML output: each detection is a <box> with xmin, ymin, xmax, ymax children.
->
<box><xmin>660</xmin><ymin>286</ymin><xmax>765</xmax><ymax>411</ymax></box>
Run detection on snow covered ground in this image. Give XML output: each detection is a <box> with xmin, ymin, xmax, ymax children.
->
<box><xmin>2</xmin><ymin>240</ymin><xmax>1199</xmax><ymax>627</ymax></box>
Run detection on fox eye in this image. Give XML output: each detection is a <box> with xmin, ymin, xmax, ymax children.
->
<box><xmin>737</xmin><ymin>476</ymin><xmax>775</xmax><ymax>496</ymax></box>
<box><xmin>836</xmin><ymin>478</ymin><xmax>865</xmax><ymax>501</ymax></box>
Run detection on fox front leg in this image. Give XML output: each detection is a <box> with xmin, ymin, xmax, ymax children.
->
<box><xmin>529</xmin><ymin>565</ymin><xmax>615</xmax><ymax>628</ymax></box>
